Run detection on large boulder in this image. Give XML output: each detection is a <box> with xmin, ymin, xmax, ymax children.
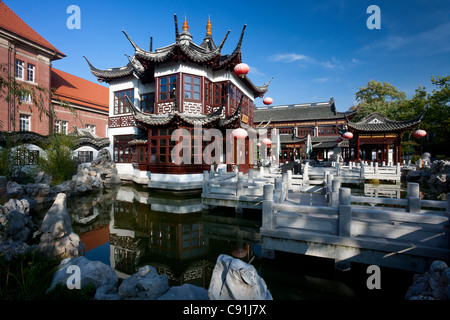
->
<box><xmin>6</xmin><ymin>181</ymin><xmax>24</xmax><ymax>199</ymax></box>
<box><xmin>72</xmin><ymin>166</ymin><xmax>104</xmax><ymax>194</ymax></box>
<box><xmin>35</xmin><ymin>171</ymin><xmax>52</xmax><ymax>185</ymax></box>
<box><xmin>89</xmin><ymin>149</ymin><xmax>121</xmax><ymax>185</ymax></box>
<box><xmin>118</xmin><ymin>265</ymin><xmax>169</xmax><ymax>300</ymax></box>
<box><xmin>47</xmin><ymin>256</ymin><xmax>119</xmax><ymax>300</ymax></box>
<box><xmin>405</xmin><ymin>260</ymin><xmax>450</xmax><ymax>300</ymax></box>
<box><xmin>0</xmin><ymin>198</ymin><xmax>36</xmax><ymax>260</ymax></box>
<box><xmin>158</xmin><ymin>284</ymin><xmax>209</xmax><ymax>300</ymax></box>
<box><xmin>39</xmin><ymin>193</ymin><xmax>85</xmax><ymax>259</ymax></box>
<box><xmin>208</xmin><ymin>254</ymin><xmax>272</xmax><ymax>300</ymax></box>
<box><xmin>0</xmin><ymin>199</ymin><xmax>32</xmax><ymax>242</ymax></box>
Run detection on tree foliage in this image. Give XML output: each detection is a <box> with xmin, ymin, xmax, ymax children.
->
<box><xmin>0</xmin><ymin>63</ymin><xmax>76</xmax><ymax>131</ymax></box>
<box><xmin>353</xmin><ymin>79</ymin><xmax>407</xmax><ymax>121</ymax></box>
<box><xmin>351</xmin><ymin>76</ymin><xmax>450</xmax><ymax>158</ymax></box>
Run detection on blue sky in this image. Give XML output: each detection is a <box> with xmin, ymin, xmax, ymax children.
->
<box><xmin>4</xmin><ymin>0</ymin><xmax>450</xmax><ymax>112</ymax></box>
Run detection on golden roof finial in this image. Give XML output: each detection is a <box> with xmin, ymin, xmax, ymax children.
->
<box><xmin>183</xmin><ymin>16</ymin><xmax>189</xmax><ymax>32</ymax></box>
<box><xmin>206</xmin><ymin>16</ymin><xmax>212</xmax><ymax>35</ymax></box>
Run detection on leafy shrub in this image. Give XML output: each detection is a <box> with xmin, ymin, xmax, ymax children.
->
<box><xmin>37</xmin><ymin>134</ymin><xmax>78</xmax><ymax>186</ymax></box>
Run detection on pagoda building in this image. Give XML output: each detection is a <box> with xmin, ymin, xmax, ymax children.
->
<box><xmin>254</xmin><ymin>99</ymin><xmax>356</xmax><ymax>163</ymax></box>
<box><xmin>345</xmin><ymin>112</ymin><xmax>424</xmax><ymax>164</ymax></box>
<box><xmin>85</xmin><ymin>15</ymin><xmax>271</xmax><ymax>190</ymax></box>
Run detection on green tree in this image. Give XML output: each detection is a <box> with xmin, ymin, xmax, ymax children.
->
<box><xmin>423</xmin><ymin>76</ymin><xmax>450</xmax><ymax>157</ymax></box>
<box><xmin>353</xmin><ymin>79</ymin><xmax>407</xmax><ymax>121</ymax></box>
<box><xmin>1</xmin><ymin>63</ymin><xmax>79</xmax><ymax>182</ymax></box>
<box><xmin>351</xmin><ymin>76</ymin><xmax>450</xmax><ymax>159</ymax></box>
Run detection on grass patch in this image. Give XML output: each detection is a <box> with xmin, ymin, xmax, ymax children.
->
<box><xmin>0</xmin><ymin>250</ymin><xmax>59</xmax><ymax>300</ymax></box>
<box><xmin>0</xmin><ymin>251</ymin><xmax>95</xmax><ymax>300</ymax></box>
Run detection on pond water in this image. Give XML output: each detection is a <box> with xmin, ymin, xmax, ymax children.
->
<box><xmin>33</xmin><ymin>181</ymin><xmax>436</xmax><ymax>300</ymax></box>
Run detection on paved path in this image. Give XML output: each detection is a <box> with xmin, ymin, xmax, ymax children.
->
<box><xmin>283</xmin><ymin>191</ymin><xmax>328</xmax><ymax>207</ymax></box>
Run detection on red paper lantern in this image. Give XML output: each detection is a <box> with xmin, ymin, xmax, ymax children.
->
<box><xmin>413</xmin><ymin>129</ymin><xmax>427</xmax><ymax>138</ymax></box>
<box><xmin>343</xmin><ymin>132</ymin><xmax>353</xmax><ymax>139</ymax></box>
<box><xmin>234</xmin><ymin>63</ymin><xmax>249</xmax><ymax>78</ymax></box>
<box><xmin>263</xmin><ymin>97</ymin><xmax>273</xmax><ymax>105</ymax></box>
<box><xmin>261</xmin><ymin>138</ymin><xmax>271</xmax><ymax>146</ymax></box>
<box><xmin>231</xmin><ymin>246</ymin><xmax>248</xmax><ymax>258</ymax></box>
<box><xmin>232</xmin><ymin>128</ymin><xmax>248</xmax><ymax>139</ymax></box>
<box><xmin>336</xmin><ymin>137</ymin><xmax>343</xmax><ymax>143</ymax></box>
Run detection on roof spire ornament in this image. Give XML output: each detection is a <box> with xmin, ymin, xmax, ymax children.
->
<box><xmin>183</xmin><ymin>16</ymin><xmax>189</xmax><ymax>32</ymax></box>
<box><xmin>206</xmin><ymin>16</ymin><xmax>212</xmax><ymax>35</ymax></box>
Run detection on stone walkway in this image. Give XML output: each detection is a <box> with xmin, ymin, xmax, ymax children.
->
<box><xmin>283</xmin><ymin>191</ymin><xmax>328</xmax><ymax>206</ymax></box>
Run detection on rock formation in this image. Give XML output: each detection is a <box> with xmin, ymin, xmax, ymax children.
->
<box><xmin>405</xmin><ymin>260</ymin><xmax>449</xmax><ymax>300</ymax></box>
<box><xmin>208</xmin><ymin>254</ymin><xmax>273</xmax><ymax>300</ymax></box>
<box><xmin>87</xmin><ymin>149</ymin><xmax>121</xmax><ymax>186</ymax></box>
<box><xmin>46</xmin><ymin>254</ymin><xmax>271</xmax><ymax>300</ymax></box>
<box><xmin>0</xmin><ymin>198</ymin><xmax>35</xmax><ymax>260</ymax></box>
<box><xmin>38</xmin><ymin>193</ymin><xmax>85</xmax><ymax>259</ymax></box>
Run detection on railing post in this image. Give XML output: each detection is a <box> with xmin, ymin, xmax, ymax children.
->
<box><xmin>236</xmin><ymin>179</ymin><xmax>244</xmax><ymax>213</ymax></box>
<box><xmin>374</xmin><ymin>162</ymin><xmax>379</xmax><ymax>174</ymax></box>
<box><xmin>262</xmin><ymin>184</ymin><xmax>275</xmax><ymax>229</ymax></box>
<box><xmin>406</xmin><ymin>182</ymin><xmax>421</xmax><ymax>213</ymax></box>
<box><xmin>324</xmin><ymin>171</ymin><xmax>329</xmax><ymax>185</ymax></box>
<box><xmin>248</xmin><ymin>169</ymin><xmax>253</xmax><ymax>183</ymax></box>
<box><xmin>275</xmin><ymin>177</ymin><xmax>284</xmax><ymax>202</ymax></box>
<box><xmin>331</xmin><ymin>179</ymin><xmax>341</xmax><ymax>207</ymax></box>
<box><xmin>302</xmin><ymin>162</ymin><xmax>309</xmax><ymax>181</ymax></box>
<box><xmin>360</xmin><ymin>162</ymin><xmax>365</xmax><ymax>178</ymax></box>
<box><xmin>233</xmin><ymin>166</ymin><xmax>238</xmax><ymax>181</ymax></box>
<box><xmin>287</xmin><ymin>169</ymin><xmax>292</xmax><ymax>192</ymax></box>
<box><xmin>338</xmin><ymin>187</ymin><xmax>352</xmax><ymax>237</ymax></box>
<box><xmin>327</xmin><ymin>173</ymin><xmax>333</xmax><ymax>188</ymax></box>
<box><xmin>202</xmin><ymin>170</ymin><xmax>209</xmax><ymax>195</ymax></box>
<box><xmin>210</xmin><ymin>165</ymin><xmax>215</xmax><ymax>178</ymax></box>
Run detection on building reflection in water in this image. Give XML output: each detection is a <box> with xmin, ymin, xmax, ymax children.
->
<box><xmin>75</xmin><ymin>183</ymin><xmax>261</xmax><ymax>289</ymax></box>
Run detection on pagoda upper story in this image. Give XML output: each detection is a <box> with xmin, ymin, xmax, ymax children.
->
<box><xmin>84</xmin><ymin>15</ymin><xmax>271</xmax><ymax>126</ymax></box>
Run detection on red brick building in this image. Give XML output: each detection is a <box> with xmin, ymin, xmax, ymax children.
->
<box><xmin>0</xmin><ymin>1</ymin><xmax>108</xmax><ymax>139</ymax></box>
<box><xmin>51</xmin><ymin>68</ymin><xmax>108</xmax><ymax>137</ymax></box>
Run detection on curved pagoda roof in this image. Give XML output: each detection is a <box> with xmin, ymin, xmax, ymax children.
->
<box><xmin>254</xmin><ymin>98</ymin><xmax>356</xmax><ymax>123</ymax></box>
<box><xmin>126</xmin><ymin>94</ymin><xmax>243</xmax><ymax>128</ymax></box>
<box><xmin>85</xmin><ymin>15</ymin><xmax>270</xmax><ymax>98</ymax></box>
<box><xmin>346</xmin><ymin>112</ymin><xmax>424</xmax><ymax>133</ymax></box>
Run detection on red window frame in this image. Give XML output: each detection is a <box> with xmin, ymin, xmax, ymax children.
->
<box><xmin>159</xmin><ymin>75</ymin><xmax>177</xmax><ymax>101</ymax></box>
<box><xmin>183</xmin><ymin>74</ymin><xmax>201</xmax><ymax>101</ymax></box>
<box><xmin>114</xmin><ymin>134</ymin><xmax>134</xmax><ymax>163</ymax></box>
<box><xmin>114</xmin><ymin>89</ymin><xmax>134</xmax><ymax>115</ymax></box>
